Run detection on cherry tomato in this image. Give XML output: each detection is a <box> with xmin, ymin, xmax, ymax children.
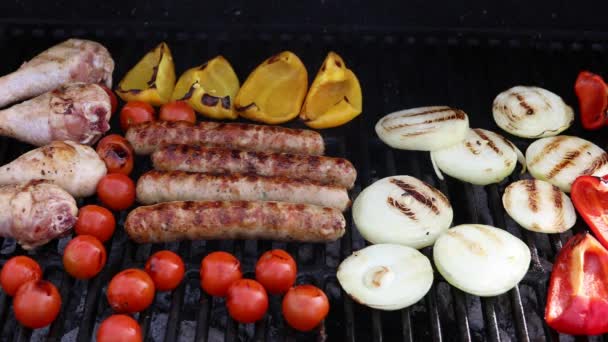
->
<box><xmin>282</xmin><ymin>285</ymin><xmax>329</xmax><ymax>332</ymax></box>
<box><xmin>200</xmin><ymin>251</ymin><xmax>242</xmax><ymax>297</ymax></box>
<box><xmin>255</xmin><ymin>249</ymin><xmax>297</xmax><ymax>294</ymax></box>
<box><xmin>96</xmin><ymin>134</ymin><xmax>135</xmax><ymax>175</ymax></box>
<box><xmin>0</xmin><ymin>256</ymin><xmax>42</xmax><ymax>296</ymax></box>
<box><xmin>75</xmin><ymin>205</ymin><xmax>116</xmax><ymax>242</ymax></box>
<box><xmin>226</xmin><ymin>279</ymin><xmax>268</xmax><ymax>323</ymax></box>
<box><xmin>97</xmin><ymin>314</ymin><xmax>142</xmax><ymax>342</ymax></box>
<box><xmin>107</xmin><ymin>269</ymin><xmax>155</xmax><ymax>313</ymax></box>
<box><xmin>99</xmin><ymin>85</ymin><xmax>118</xmax><ymax>116</ymax></box>
<box><xmin>120</xmin><ymin>101</ymin><xmax>155</xmax><ymax>132</ymax></box>
<box><xmin>63</xmin><ymin>235</ymin><xmax>107</xmax><ymax>280</ymax></box>
<box><xmin>145</xmin><ymin>250</ymin><xmax>185</xmax><ymax>291</ymax></box>
<box><xmin>159</xmin><ymin>101</ymin><xmax>196</xmax><ymax>124</ymax></box>
<box><xmin>13</xmin><ymin>280</ymin><xmax>61</xmax><ymax>329</ymax></box>
<box><xmin>97</xmin><ymin>174</ymin><xmax>136</xmax><ymax>211</ymax></box>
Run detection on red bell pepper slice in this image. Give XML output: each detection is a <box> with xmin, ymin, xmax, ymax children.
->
<box><xmin>571</xmin><ymin>175</ymin><xmax>608</xmax><ymax>249</ymax></box>
<box><xmin>545</xmin><ymin>233</ymin><xmax>608</xmax><ymax>335</ymax></box>
<box><xmin>574</xmin><ymin>71</ymin><xmax>608</xmax><ymax>130</ymax></box>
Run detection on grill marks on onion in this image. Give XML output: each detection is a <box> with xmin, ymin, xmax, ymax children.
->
<box><xmin>430</xmin><ymin>128</ymin><xmax>525</xmax><ymax>185</ymax></box>
<box><xmin>375</xmin><ymin>106</ymin><xmax>470</xmax><ymax>151</ymax></box>
<box><xmin>352</xmin><ymin>176</ymin><xmax>453</xmax><ymax>249</ymax></box>
<box><xmin>502</xmin><ymin>179</ymin><xmax>576</xmax><ymax>233</ymax></box>
<box><xmin>525</xmin><ymin>135</ymin><xmax>608</xmax><ymax>192</ymax></box>
<box><xmin>493</xmin><ymin>86</ymin><xmax>573</xmax><ymax>138</ymax></box>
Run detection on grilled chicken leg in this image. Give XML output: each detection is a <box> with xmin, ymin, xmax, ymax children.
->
<box><xmin>0</xmin><ymin>83</ymin><xmax>111</xmax><ymax>146</ymax></box>
<box><xmin>0</xmin><ymin>180</ymin><xmax>78</xmax><ymax>249</ymax></box>
<box><xmin>0</xmin><ymin>141</ymin><xmax>107</xmax><ymax>197</ymax></box>
<box><xmin>0</xmin><ymin>39</ymin><xmax>114</xmax><ymax>108</ymax></box>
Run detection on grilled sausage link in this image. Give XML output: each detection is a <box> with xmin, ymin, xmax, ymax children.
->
<box><xmin>126</xmin><ymin>121</ymin><xmax>325</xmax><ymax>155</ymax></box>
<box><xmin>125</xmin><ymin>201</ymin><xmax>346</xmax><ymax>243</ymax></box>
<box><xmin>136</xmin><ymin>170</ymin><xmax>351</xmax><ymax>211</ymax></box>
<box><xmin>152</xmin><ymin>145</ymin><xmax>357</xmax><ymax>189</ymax></box>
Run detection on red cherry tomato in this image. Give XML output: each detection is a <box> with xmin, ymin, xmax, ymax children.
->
<box><xmin>13</xmin><ymin>280</ymin><xmax>62</xmax><ymax>329</ymax></box>
<box><xmin>255</xmin><ymin>249</ymin><xmax>297</xmax><ymax>294</ymax></box>
<box><xmin>226</xmin><ymin>279</ymin><xmax>268</xmax><ymax>323</ymax></box>
<box><xmin>96</xmin><ymin>134</ymin><xmax>135</xmax><ymax>175</ymax></box>
<box><xmin>282</xmin><ymin>285</ymin><xmax>329</xmax><ymax>332</ymax></box>
<box><xmin>63</xmin><ymin>235</ymin><xmax>107</xmax><ymax>280</ymax></box>
<box><xmin>107</xmin><ymin>269</ymin><xmax>155</xmax><ymax>313</ymax></box>
<box><xmin>75</xmin><ymin>205</ymin><xmax>116</xmax><ymax>242</ymax></box>
<box><xmin>199</xmin><ymin>251</ymin><xmax>242</xmax><ymax>297</ymax></box>
<box><xmin>159</xmin><ymin>101</ymin><xmax>196</xmax><ymax>124</ymax></box>
<box><xmin>0</xmin><ymin>256</ymin><xmax>42</xmax><ymax>296</ymax></box>
<box><xmin>97</xmin><ymin>174</ymin><xmax>136</xmax><ymax>211</ymax></box>
<box><xmin>120</xmin><ymin>101</ymin><xmax>155</xmax><ymax>132</ymax></box>
<box><xmin>97</xmin><ymin>314</ymin><xmax>142</xmax><ymax>342</ymax></box>
<box><xmin>99</xmin><ymin>85</ymin><xmax>118</xmax><ymax>116</ymax></box>
<box><xmin>145</xmin><ymin>250</ymin><xmax>185</xmax><ymax>291</ymax></box>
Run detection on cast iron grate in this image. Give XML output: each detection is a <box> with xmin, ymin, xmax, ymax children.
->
<box><xmin>0</xmin><ymin>22</ymin><xmax>606</xmax><ymax>342</ymax></box>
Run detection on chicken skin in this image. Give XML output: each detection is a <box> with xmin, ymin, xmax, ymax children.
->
<box><xmin>0</xmin><ymin>180</ymin><xmax>78</xmax><ymax>249</ymax></box>
<box><xmin>0</xmin><ymin>83</ymin><xmax>111</xmax><ymax>146</ymax></box>
<box><xmin>0</xmin><ymin>38</ymin><xmax>114</xmax><ymax>108</ymax></box>
<box><xmin>0</xmin><ymin>141</ymin><xmax>107</xmax><ymax>197</ymax></box>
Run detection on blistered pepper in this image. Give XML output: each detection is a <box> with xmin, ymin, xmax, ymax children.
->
<box><xmin>300</xmin><ymin>52</ymin><xmax>362</xmax><ymax>129</ymax></box>
<box><xmin>574</xmin><ymin>71</ymin><xmax>608</xmax><ymax>130</ymax></box>
<box><xmin>545</xmin><ymin>233</ymin><xmax>608</xmax><ymax>335</ymax></box>
<box><xmin>116</xmin><ymin>42</ymin><xmax>176</xmax><ymax>106</ymax></box>
<box><xmin>171</xmin><ymin>56</ymin><xmax>240</xmax><ymax>120</ymax></box>
<box><xmin>235</xmin><ymin>51</ymin><xmax>308</xmax><ymax>124</ymax></box>
<box><xmin>570</xmin><ymin>175</ymin><xmax>608</xmax><ymax>249</ymax></box>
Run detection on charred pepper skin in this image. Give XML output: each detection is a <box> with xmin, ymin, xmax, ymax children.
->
<box><xmin>545</xmin><ymin>233</ymin><xmax>608</xmax><ymax>335</ymax></box>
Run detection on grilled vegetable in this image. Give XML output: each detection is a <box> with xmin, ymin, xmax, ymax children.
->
<box><xmin>13</xmin><ymin>280</ymin><xmax>61</xmax><ymax>329</ymax></box>
<box><xmin>119</xmin><ymin>101</ymin><xmax>156</xmax><ymax>132</ymax></box>
<box><xmin>235</xmin><ymin>51</ymin><xmax>308</xmax><ymax>124</ymax></box>
<box><xmin>300</xmin><ymin>52</ymin><xmax>362</xmax><ymax>129</ymax></box>
<box><xmin>116</xmin><ymin>42</ymin><xmax>176</xmax><ymax>106</ymax></box>
<box><xmin>545</xmin><ymin>233</ymin><xmax>608</xmax><ymax>335</ymax></box>
<box><xmin>433</xmin><ymin>224</ymin><xmax>530</xmax><ymax>296</ymax></box>
<box><xmin>430</xmin><ymin>128</ymin><xmax>525</xmax><ymax>185</ymax></box>
<box><xmin>171</xmin><ymin>56</ymin><xmax>240</xmax><ymax>120</ymax></box>
<box><xmin>0</xmin><ymin>256</ymin><xmax>42</xmax><ymax>297</ymax></box>
<box><xmin>570</xmin><ymin>175</ymin><xmax>608</xmax><ymax>249</ymax></box>
<box><xmin>375</xmin><ymin>106</ymin><xmax>469</xmax><ymax>151</ymax></box>
<box><xmin>159</xmin><ymin>101</ymin><xmax>196</xmax><ymax>124</ymax></box>
<box><xmin>502</xmin><ymin>179</ymin><xmax>576</xmax><ymax>233</ymax></box>
<box><xmin>352</xmin><ymin>176</ymin><xmax>452</xmax><ymax>249</ymax></box>
<box><xmin>525</xmin><ymin>135</ymin><xmax>608</xmax><ymax>192</ymax></box>
<box><xmin>337</xmin><ymin>244</ymin><xmax>433</xmax><ymax>311</ymax></box>
<box><xmin>574</xmin><ymin>71</ymin><xmax>608</xmax><ymax>130</ymax></box>
<box><xmin>493</xmin><ymin>86</ymin><xmax>573</xmax><ymax>138</ymax></box>
<box><xmin>282</xmin><ymin>285</ymin><xmax>330</xmax><ymax>331</ymax></box>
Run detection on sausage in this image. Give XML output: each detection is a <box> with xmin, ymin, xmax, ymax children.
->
<box><xmin>152</xmin><ymin>144</ymin><xmax>357</xmax><ymax>189</ymax></box>
<box><xmin>125</xmin><ymin>201</ymin><xmax>346</xmax><ymax>243</ymax></box>
<box><xmin>125</xmin><ymin>121</ymin><xmax>325</xmax><ymax>155</ymax></box>
<box><xmin>137</xmin><ymin>170</ymin><xmax>351</xmax><ymax>211</ymax></box>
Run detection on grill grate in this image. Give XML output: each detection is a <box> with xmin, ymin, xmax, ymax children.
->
<box><xmin>0</xmin><ymin>22</ymin><xmax>607</xmax><ymax>342</ymax></box>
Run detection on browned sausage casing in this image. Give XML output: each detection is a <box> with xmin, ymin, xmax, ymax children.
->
<box><xmin>125</xmin><ymin>121</ymin><xmax>325</xmax><ymax>155</ymax></box>
<box><xmin>152</xmin><ymin>144</ymin><xmax>357</xmax><ymax>189</ymax></box>
<box><xmin>125</xmin><ymin>201</ymin><xmax>346</xmax><ymax>243</ymax></box>
<box><xmin>137</xmin><ymin>170</ymin><xmax>351</xmax><ymax>211</ymax></box>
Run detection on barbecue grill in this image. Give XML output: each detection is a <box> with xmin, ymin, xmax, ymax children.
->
<box><xmin>1</xmin><ymin>2</ymin><xmax>608</xmax><ymax>341</ymax></box>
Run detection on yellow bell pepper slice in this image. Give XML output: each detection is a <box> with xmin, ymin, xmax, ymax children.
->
<box><xmin>235</xmin><ymin>51</ymin><xmax>308</xmax><ymax>124</ymax></box>
<box><xmin>300</xmin><ymin>52</ymin><xmax>362</xmax><ymax>129</ymax></box>
<box><xmin>171</xmin><ymin>56</ymin><xmax>240</xmax><ymax>120</ymax></box>
<box><xmin>116</xmin><ymin>42</ymin><xmax>176</xmax><ymax>106</ymax></box>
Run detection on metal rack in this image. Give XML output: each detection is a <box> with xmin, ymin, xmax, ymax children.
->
<box><xmin>0</xmin><ymin>21</ymin><xmax>606</xmax><ymax>341</ymax></box>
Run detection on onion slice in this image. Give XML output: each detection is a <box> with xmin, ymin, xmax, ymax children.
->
<box><xmin>433</xmin><ymin>224</ymin><xmax>530</xmax><ymax>297</ymax></box>
<box><xmin>375</xmin><ymin>106</ymin><xmax>469</xmax><ymax>151</ymax></box>
<box><xmin>502</xmin><ymin>179</ymin><xmax>576</xmax><ymax>233</ymax></box>
<box><xmin>430</xmin><ymin>128</ymin><xmax>526</xmax><ymax>185</ymax></box>
<box><xmin>337</xmin><ymin>244</ymin><xmax>433</xmax><ymax>311</ymax></box>
<box><xmin>525</xmin><ymin>135</ymin><xmax>608</xmax><ymax>192</ymax></box>
<box><xmin>352</xmin><ymin>176</ymin><xmax>453</xmax><ymax>249</ymax></box>
<box><xmin>493</xmin><ymin>86</ymin><xmax>573</xmax><ymax>138</ymax></box>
